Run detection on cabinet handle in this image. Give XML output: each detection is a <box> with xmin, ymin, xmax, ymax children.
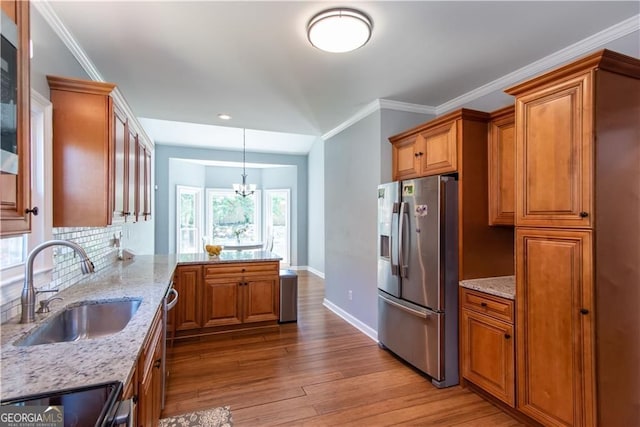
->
<box><xmin>480</xmin><ymin>302</ymin><xmax>488</xmax><ymax>307</ymax></box>
<box><xmin>153</xmin><ymin>359</ymin><xmax>161</xmax><ymax>368</ymax></box>
<box><xmin>414</xmin><ymin>153</ymin><xmax>420</xmax><ymax>157</ymax></box>
<box><xmin>579</xmin><ymin>211</ymin><xmax>589</xmax><ymax>218</ymax></box>
<box><xmin>25</xmin><ymin>207</ymin><xmax>39</xmax><ymax>216</ymax></box>
<box><xmin>504</xmin><ymin>334</ymin><xmax>511</xmax><ymax>339</ymax></box>
<box><xmin>580</xmin><ymin>308</ymin><xmax>589</xmax><ymax>315</ymax></box>
<box><xmin>124</xmin><ymin>211</ymin><xmax>131</xmax><ymax>216</ymax></box>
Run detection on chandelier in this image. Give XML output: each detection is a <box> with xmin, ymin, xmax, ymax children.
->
<box><xmin>232</xmin><ymin>129</ymin><xmax>256</xmax><ymax>197</ymax></box>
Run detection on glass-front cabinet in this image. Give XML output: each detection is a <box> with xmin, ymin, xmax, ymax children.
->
<box><xmin>1</xmin><ymin>0</ymin><xmax>32</xmax><ymax>236</ymax></box>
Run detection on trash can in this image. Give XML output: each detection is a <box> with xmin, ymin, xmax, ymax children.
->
<box><xmin>279</xmin><ymin>269</ymin><xmax>298</xmax><ymax>323</ymax></box>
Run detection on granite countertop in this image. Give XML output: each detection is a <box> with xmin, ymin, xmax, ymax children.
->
<box><xmin>0</xmin><ymin>250</ymin><xmax>282</xmax><ymax>401</ymax></box>
<box><xmin>0</xmin><ymin>255</ymin><xmax>177</xmax><ymax>400</ymax></box>
<box><xmin>459</xmin><ymin>275</ymin><xmax>515</xmax><ymax>300</ymax></box>
<box><xmin>177</xmin><ymin>249</ymin><xmax>282</xmax><ymax>264</ymax></box>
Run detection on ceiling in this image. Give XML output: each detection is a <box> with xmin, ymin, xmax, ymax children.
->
<box><xmin>43</xmin><ymin>1</ymin><xmax>639</xmax><ymax>153</ymax></box>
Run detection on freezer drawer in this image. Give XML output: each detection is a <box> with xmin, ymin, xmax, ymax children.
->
<box><xmin>378</xmin><ymin>292</ymin><xmax>443</xmax><ymax>382</ymax></box>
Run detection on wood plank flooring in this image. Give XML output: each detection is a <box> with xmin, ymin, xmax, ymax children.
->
<box><xmin>163</xmin><ymin>271</ymin><xmax>523</xmax><ymax>426</ymax></box>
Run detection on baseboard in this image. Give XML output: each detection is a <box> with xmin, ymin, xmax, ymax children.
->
<box><xmin>287</xmin><ymin>265</ymin><xmax>325</xmax><ymax>279</ymax></box>
<box><xmin>322</xmin><ymin>298</ymin><xmax>378</xmax><ymax>343</ymax></box>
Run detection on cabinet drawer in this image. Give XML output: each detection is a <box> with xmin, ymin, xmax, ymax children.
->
<box><xmin>203</xmin><ymin>262</ymin><xmax>279</xmax><ymax>278</ymax></box>
<box><xmin>461</xmin><ymin>288</ymin><xmax>514</xmax><ymax>323</ymax></box>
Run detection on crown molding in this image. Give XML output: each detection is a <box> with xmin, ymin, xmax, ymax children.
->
<box><xmin>322</xmin><ymin>99</ymin><xmax>436</xmax><ymax>140</ymax></box>
<box><xmin>436</xmin><ymin>14</ymin><xmax>640</xmax><ymax>115</ymax></box>
<box><xmin>33</xmin><ymin>0</ymin><xmax>154</xmax><ymax>148</ymax></box>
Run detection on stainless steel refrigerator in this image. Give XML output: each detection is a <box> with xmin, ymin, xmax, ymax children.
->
<box><xmin>377</xmin><ymin>174</ymin><xmax>459</xmax><ymax>388</ymax></box>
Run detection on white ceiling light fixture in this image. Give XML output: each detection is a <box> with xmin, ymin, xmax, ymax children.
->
<box><xmin>307</xmin><ymin>8</ymin><xmax>372</xmax><ymax>53</ymax></box>
<box><xmin>232</xmin><ymin>129</ymin><xmax>256</xmax><ymax>198</ymax></box>
<box><xmin>217</xmin><ymin>113</ymin><xmax>231</xmax><ymax>120</ymax></box>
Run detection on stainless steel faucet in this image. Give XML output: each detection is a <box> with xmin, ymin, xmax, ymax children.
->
<box><xmin>21</xmin><ymin>240</ymin><xmax>95</xmax><ymax>323</ymax></box>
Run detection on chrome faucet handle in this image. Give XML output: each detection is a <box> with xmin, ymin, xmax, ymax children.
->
<box><xmin>36</xmin><ymin>289</ymin><xmax>59</xmax><ymax>295</ymax></box>
<box><xmin>36</xmin><ymin>296</ymin><xmax>64</xmax><ymax>314</ymax></box>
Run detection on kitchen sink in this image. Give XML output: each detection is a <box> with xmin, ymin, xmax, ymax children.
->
<box><xmin>15</xmin><ymin>298</ymin><xmax>142</xmax><ymax>347</ymax></box>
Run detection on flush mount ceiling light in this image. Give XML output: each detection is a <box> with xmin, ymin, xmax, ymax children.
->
<box><xmin>307</xmin><ymin>8</ymin><xmax>372</xmax><ymax>53</ymax></box>
<box><xmin>218</xmin><ymin>113</ymin><xmax>231</xmax><ymax>120</ymax></box>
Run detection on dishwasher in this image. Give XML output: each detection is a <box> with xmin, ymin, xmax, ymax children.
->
<box><xmin>162</xmin><ymin>284</ymin><xmax>179</xmax><ymax>409</ymax></box>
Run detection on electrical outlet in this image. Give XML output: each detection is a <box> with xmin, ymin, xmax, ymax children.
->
<box><xmin>348</xmin><ymin>290</ymin><xmax>353</xmax><ymax>301</ymax></box>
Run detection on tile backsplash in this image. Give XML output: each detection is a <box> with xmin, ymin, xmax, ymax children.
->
<box><xmin>1</xmin><ymin>225</ymin><xmax>122</xmax><ymax>323</ymax></box>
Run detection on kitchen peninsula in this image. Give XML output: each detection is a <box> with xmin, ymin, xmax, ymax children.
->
<box><xmin>0</xmin><ymin>250</ymin><xmax>280</xmax><ymax>411</ymax></box>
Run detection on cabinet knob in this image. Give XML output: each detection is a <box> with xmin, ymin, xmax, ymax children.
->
<box><xmin>153</xmin><ymin>359</ymin><xmax>161</xmax><ymax>368</ymax></box>
<box><xmin>480</xmin><ymin>302</ymin><xmax>488</xmax><ymax>307</ymax></box>
<box><xmin>504</xmin><ymin>334</ymin><xmax>511</xmax><ymax>339</ymax></box>
<box><xmin>414</xmin><ymin>153</ymin><xmax>420</xmax><ymax>157</ymax></box>
<box><xmin>580</xmin><ymin>308</ymin><xmax>589</xmax><ymax>315</ymax></box>
<box><xmin>25</xmin><ymin>207</ymin><xmax>39</xmax><ymax>216</ymax></box>
<box><xmin>579</xmin><ymin>211</ymin><xmax>589</xmax><ymax>218</ymax></box>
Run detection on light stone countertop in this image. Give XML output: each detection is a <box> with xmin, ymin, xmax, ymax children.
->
<box><xmin>459</xmin><ymin>275</ymin><xmax>516</xmax><ymax>300</ymax></box>
<box><xmin>0</xmin><ymin>250</ymin><xmax>281</xmax><ymax>401</ymax></box>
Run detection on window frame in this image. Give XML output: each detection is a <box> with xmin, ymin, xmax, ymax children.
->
<box><xmin>205</xmin><ymin>188</ymin><xmax>262</xmax><ymax>244</ymax></box>
<box><xmin>264</xmin><ymin>188</ymin><xmax>291</xmax><ymax>264</ymax></box>
<box><xmin>0</xmin><ymin>90</ymin><xmax>53</xmax><ymax>287</ymax></box>
<box><xmin>175</xmin><ymin>185</ymin><xmax>203</xmax><ymax>254</ymax></box>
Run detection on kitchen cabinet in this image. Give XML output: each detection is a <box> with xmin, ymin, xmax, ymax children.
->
<box><xmin>171</xmin><ymin>261</ymin><xmax>280</xmax><ymax>338</ymax></box>
<box><xmin>391</xmin><ymin>135</ymin><xmax>421</xmax><ymax>180</ymax></box>
<box><xmin>516</xmin><ymin>228</ymin><xmax>594</xmax><ymax>426</ymax></box>
<box><xmin>461</xmin><ymin>288</ymin><xmax>514</xmax><ymax>407</ymax></box>
<box><xmin>202</xmin><ymin>262</ymin><xmax>280</xmax><ymax>327</ymax></box>
<box><xmin>47</xmin><ymin>75</ymin><xmax>151</xmax><ymax>227</ymax></box>
<box><xmin>506</xmin><ymin>49</ymin><xmax>640</xmax><ymax>427</ymax></box>
<box><xmin>137</xmin><ymin>307</ymin><xmax>163</xmax><ymax>427</ymax></box>
<box><xmin>390</xmin><ymin>113</ymin><xmax>460</xmax><ymax>180</ymax></box>
<box><xmin>143</xmin><ymin>148</ymin><xmax>152</xmax><ymax>220</ymax></box>
<box><xmin>126</xmin><ymin>129</ymin><xmax>138</xmax><ymax>221</ymax></box>
<box><xmin>487</xmin><ymin>106</ymin><xmax>515</xmax><ymax>226</ymax></box>
<box><xmin>0</xmin><ymin>0</ymin><xmax>32</xmax><ymax>236</ymax></box>
<box><xmin>171</xmin><ymin>265</ymin><xmax>202</xmax><ymax>331</ymax></box>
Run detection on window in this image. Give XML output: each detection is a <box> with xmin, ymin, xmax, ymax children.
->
<box><xmin>176</xmin><ymin>185</ymin><xmax>202</xmax><ymax>254</ymax></box>
<box><xmin>265</xmin><ymin>189</ymin><xmax>290</xmax><ymax>264</ymax></box>
<box><xmin>206</xmin><ymin>189</ymin><xmax>261</xmax><ymax>244</ymax></box>
<box><xmin>0</xmin><ymin>91</ymin><xmax>53</xmax><ymax>284</ymax></box>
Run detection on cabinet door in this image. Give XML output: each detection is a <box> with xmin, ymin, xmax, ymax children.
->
<box><xmin>202</xmin><ymin>278</ymin><xmax>242</xmax><ymax>327</ymax></box>
<box><xmin>136</xmin><ymin>141</ymin><xmax>145</xmax><ymax>221</ymax></box>
<box><xmin>112</xmin><ymin>108</ymin><xmax>127</xmax><ymax>222</ymax></box>
<box><xmin>0</xmin><ymin>1</ymin><xmax>31</xmax><ymax>236</ymax></box>
<box><xmin>515</xmin><ymin>73</ymin><xmax>593</xmax><ymax>228</ymax></box>
<box><xmin>173</xmin><ymin>265</ymin><xmax>202</xmax><ymax>330</ymax></box>
<box><xmin>392</xmin><ymin>136</ymin><xmax>420</xmax><ymax>180</ymax></box>
<box><xmin>461</xmin><ymin>309</ymin><xmax>514</xmax><ymax>406</ymax></box>
<box><xmin>125</xmin><ymin>128</ymin><xmax>138</xmax><ymax>221</ymax></box>
<box><xmin>488</xmin><ymin>108</ymin><xmax>515</xmax><ymax>226</ymax></box>
<box><xmin>516</xmin><ymin>228</ymin><xmax>595</xmax><ymax>427</ymax></box>
<box><xmin>243</xmin><ymin>275</ymin><xmax>279</xmax><ymax>323</ymax></box>
<box><xmin>417</xmin><ymin>120</ymin><xmax>457</xmax><ymax>176</ymax></box>
<box><xmin>144</xmin><ymin>148</ymin><xmax>152</xmax><ymax>220</ymax></box>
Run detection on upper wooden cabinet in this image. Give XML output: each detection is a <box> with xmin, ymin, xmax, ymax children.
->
<box><xmin>487</xmin><ymin>106</ymin><xmax>515</xmax><ymax>226</ymax></box>
<box><xmin>0</xmin><ymin>0</ymin><xmax>32</xmax><ymax>236</ymax></box>
<box><xmin>390</xmin><ymin>110</ymin><xmax>472</xmax><ymax>181</ymax></box>
<box><xmin>47</xmin><ymin>75</ymin><xmax>152</xmax><ymax>227</ymax></box>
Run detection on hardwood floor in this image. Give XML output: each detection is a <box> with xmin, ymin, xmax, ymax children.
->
<box><xmin>163</xmin><ymin>271</ymin><xmax>523</xmax><ymax>426</ymax></box>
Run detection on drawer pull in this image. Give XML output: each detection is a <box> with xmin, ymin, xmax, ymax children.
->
<box><xmin>579</xmin><ymin>211</ymin><xmax>589</xmax><ymax>218</ymax></box>
<box><xmin>580</xmin><ymin>308</ymin><xmax>589</xmax><ymax>315</ymax></box>
<box><xmin>480</xmin><ymin>302</ymin><xmax>488</xmax><ymax>307</ymax></box>
<box><xmin>504</xmin><ymin>334</ymin><xmax>511</xmax><ymax>339</ymax></box>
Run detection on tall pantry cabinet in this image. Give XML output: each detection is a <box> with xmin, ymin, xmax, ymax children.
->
<box><xmin>506</xmin><ymin>50</ymin><xmax>639</xmax><ymax>427</ymax></box>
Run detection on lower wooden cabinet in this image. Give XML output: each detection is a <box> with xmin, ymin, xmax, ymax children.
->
<box><xmin>516</xmin><ymin>228</ymin><xmax>595</xmax><ymax>427</ymax></box>
<box><xmin>136</xmin><ymin>307</ymin><xmax>163</xmax><ymax>427</ymax></box>
<box><xmin>170</xmin><ymin>261</ymin><xmax>280</xmax><ymax>338</ymax></box>
<box><xmin>461</xmin><ymin>288</ymin><xmax>515</xmax><ymax>407</ymax></box>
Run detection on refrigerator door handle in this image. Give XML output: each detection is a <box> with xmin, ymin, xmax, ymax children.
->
<box><xmin>390</xmin><ymin>207</ymin><xmax>398</xmax><ymax>275</ymax></box>
<box><xmin>379</xmin><ymin>293</ymin><xmax>428</xmax><ymax>319</ymax></box>
<box><xmin>398</xmin><ymin>201</ymin><xmax>409</xmax><ymax>278</ymax></box>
